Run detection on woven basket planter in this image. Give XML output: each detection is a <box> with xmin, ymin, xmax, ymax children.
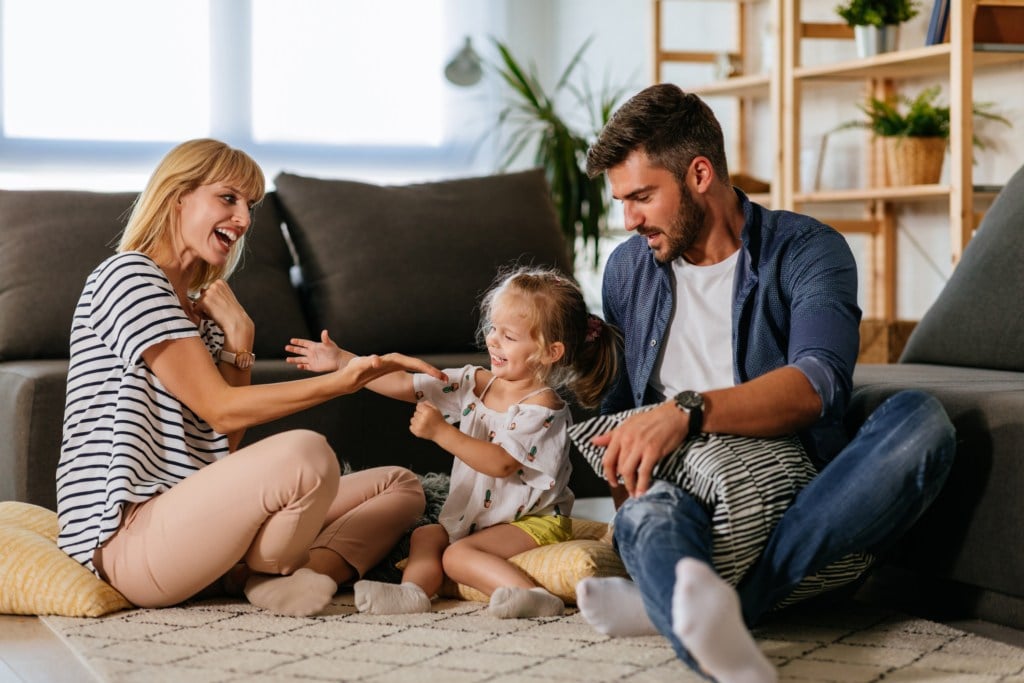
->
<box><xmin>884</xmin><ymin>136</ymin><xmax>946</xmax><ymax>186</ymax></box>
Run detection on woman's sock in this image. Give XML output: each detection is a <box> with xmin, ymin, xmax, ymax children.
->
<box><xmin>353</xmin><ymin>580</ymin><xmax>431</xmax><ymax>614</ymax></box>
<box><xmin>576</xmin><ymin>576</ymin><xmax>658</xmax><ymax>637</ymax></box>
<box><xmin>244</xmin><ymin>567</ymin><xmax>337</xmax><ymax>617</ymax></box>
<box><xmin>487</xmin><ymin>586</ymin><xmax>564</xmax><ymax>618</ymax></box>
<box><xmin>672</xmin><ymin>558</ymin><xmax>777</xmax><ymax>683</ymax></box>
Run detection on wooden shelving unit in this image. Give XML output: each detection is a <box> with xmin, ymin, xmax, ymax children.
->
<box><xmin>654</xmin><ymin>0</ymin><xmax>1024</xmax><ymax>322</ymax></box>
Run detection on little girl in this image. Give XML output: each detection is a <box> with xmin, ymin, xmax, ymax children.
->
<box><xmin>286</xmin><ymin>266</ymin><xmax>620</xmax><ymax>618</ymax></box>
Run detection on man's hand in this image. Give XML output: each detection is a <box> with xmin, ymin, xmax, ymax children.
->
<box><xmin>591</xmin><ymin>401</ymin><xmax>689</xmax><ymax>497</ymax></box>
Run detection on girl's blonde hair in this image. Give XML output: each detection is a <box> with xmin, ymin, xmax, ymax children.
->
<box><xmin>119</xmin><ymin>138</ymin><xmax>265</xmax><ymax>294</ymax></box>
<box><xmin>477</xmin><ymin>266</ymin><xmax>621</xmax><ymax>409</ymax></box>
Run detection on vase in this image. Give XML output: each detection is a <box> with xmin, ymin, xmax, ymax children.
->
<box><xmin>855</xmin><ymin>24</ymin><xmax>899</xmax><ymax>57</ymax></box>
<box><xmin>883</xmin><ymin>136</ymin><xmax>946</xmax><ymax>186</ymax></box>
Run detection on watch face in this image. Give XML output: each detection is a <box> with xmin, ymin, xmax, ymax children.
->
<box><xmin>675</xmin><ymin>390</ymin><xmax>703</xmax><ymax>410</ymax></box>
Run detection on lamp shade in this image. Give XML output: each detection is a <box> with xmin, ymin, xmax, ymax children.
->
<box><xmin>444</xmin><ymin>36</ymin><xmax>483</xmax><ymax>87</ymax></box>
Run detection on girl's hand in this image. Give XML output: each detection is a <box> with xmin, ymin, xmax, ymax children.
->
<box><xmin>286</xmin><ymin>329</ymin><xmax>344</xmax><ymax>372</ymax></box>
<box><xmin>193</xmin><ymin>280</ymin><xmax>254</xmax><ymax>352</ymax></box>
<box><xmin>334</xmin><ymin>353</ymin><xmax>447</xmax><ymax>395</ymax></box>
<box><xmin>409</xmin><ymin>400</ymin><xmax>447</xmax><ymax>442</ymax></box>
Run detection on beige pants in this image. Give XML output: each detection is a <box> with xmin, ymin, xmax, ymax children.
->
<box><xmin>94</xmin><ymin>430</ymin><xmax>425</xmax><ymax>607</ymax></box>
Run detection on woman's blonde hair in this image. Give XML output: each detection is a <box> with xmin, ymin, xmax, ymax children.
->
<box><xmin>477</xmin><ymin>266</ymin><xmax>621</xmax><ymax>409</ymax></box>
<box><xmin>118</xmin><ymin>138</ymin><xmax>265</xmax><ymax>293</ymax></box>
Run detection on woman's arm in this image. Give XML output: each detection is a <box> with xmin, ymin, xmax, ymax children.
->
<box><xmin>144</xmin><ymin>336</ymin><xmax>445</xmax><ymax>435</ymax></box>
<box><xmin>195</xmin><ymin>280</ymin><xmax>255</xmax><ymax>450</ymax></box>
<box><xmin>408</xmin><ymin>401</ymin><xmax>519</xmax><ymax>478</ymax></box>
<box><xmin>286</xmin><ymin>329</ymin><xmax>419</xmax><ymax>402</ymax></box>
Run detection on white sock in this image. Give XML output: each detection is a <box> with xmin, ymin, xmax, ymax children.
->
<box><xmin>244</xmin><ymin>567</ymin><xmax>337</xmax><ymax>617</ymax></box>
<box><xmin>672</xmin><ymin>558</ymin><xmax>777</xmax><ymax>683</ymax></box>
<box><xmin>487</xmin><ymin>586</ymin><xmax>564</xmax><ymax>618</ymax></box>
<box><xmin>353</xmin><ymin>580</ymin><xmax>431</xmax><ymax>615</ymax></box>
<box><xmin>576</xmin><ymin>576</ymin><xmax>658</xmax><ymax>637</ymax></box>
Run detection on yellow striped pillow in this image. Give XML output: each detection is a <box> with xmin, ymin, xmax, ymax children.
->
<box><xmin>0</xmin><ymin>501</ymin><xmax>132</xmax><ymax>617</ymax></box>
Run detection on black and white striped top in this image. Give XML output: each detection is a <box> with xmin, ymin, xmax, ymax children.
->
<box><xmin>57</xmin><ymin>252</ymin><xmax>228</xmax><ymax>575</ymax></box>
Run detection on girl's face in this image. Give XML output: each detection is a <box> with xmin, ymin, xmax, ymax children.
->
<box><xmin>485</xmin><ymin>292</ymin><xmax>543</xmax><ymax>382</ymax></box>
<box><xmin>173</xmin><ymin>181</ymin><xmax>255</xmax><ymax>271</ymax></box>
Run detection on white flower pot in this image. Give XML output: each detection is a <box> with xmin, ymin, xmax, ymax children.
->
<box><xmin>855</xmin><ymin>24</ymin><xmax>899</xmax><ymax>57</ymax></box>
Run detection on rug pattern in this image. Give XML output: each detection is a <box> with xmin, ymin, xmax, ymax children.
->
<box><xmin>43</xmin><ymin>595</ymin><xmax>1024</xmax><ymax>682</ymax></box>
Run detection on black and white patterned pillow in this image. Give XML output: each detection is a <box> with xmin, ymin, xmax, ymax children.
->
<box><xmin>568</xmin><ymin>407</ymin><xmax>872</xmax><ymax>604</ymax></box>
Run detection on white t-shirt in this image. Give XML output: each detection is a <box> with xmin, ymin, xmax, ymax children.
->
<box><xmin>651</xmin><ymin>250</ymin><xmax>739</xmax><ymax>397</ymax></box>
<box><xmin>57</xmin><ymin>252</ymin><xmax>229</xmax><ymax>574</ymax></box>
<box><xmin>412</xmin><ymin>365</ymin><xmax>574</xmax><ymax>541</ymax></box>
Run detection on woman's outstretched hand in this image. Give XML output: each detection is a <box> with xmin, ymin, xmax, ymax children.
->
<box><xmin>334</xmin><ymin>353</ymin><xmax>446</xmax><ymax>394</ymax></box>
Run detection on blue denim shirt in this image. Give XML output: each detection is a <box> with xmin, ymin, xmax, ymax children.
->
<box><xmin>601</xmin><ymin>189</ymin><xmax>861</xmax><ymax>466</ymax></box>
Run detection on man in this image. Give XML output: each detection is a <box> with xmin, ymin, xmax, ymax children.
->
<box><xmin>575</xmin><ymin>83</ymin><xmax>956</xmax><ymax>682</ymax></box>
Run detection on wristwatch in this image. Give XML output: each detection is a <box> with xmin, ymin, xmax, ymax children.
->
<box><xmin>219</xmin><ymin>348</ymin><xmax>255</xmax><ymax>370</ymax></box>
<box><xmin>673</xmin><ymin>390</ymin><xmax>704</xmax><ymax>438</ymax></box>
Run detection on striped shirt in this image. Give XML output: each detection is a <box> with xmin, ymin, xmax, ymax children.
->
<box><xmin>57</xmin><ymin>252</ymin><xmax>229</xmax><ymax>575</ymax></box>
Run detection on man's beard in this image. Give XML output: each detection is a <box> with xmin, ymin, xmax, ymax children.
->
<box><xmin>653</xmin><ymin>183</ymin><xmax>706</xmax><ymax>264</ymax></box>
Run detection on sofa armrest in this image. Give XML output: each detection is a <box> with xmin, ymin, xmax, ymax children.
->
<box><xmin>0</xmin><ymin>361</ymin><xmax>68</xmax><ymax>510</ymax></box>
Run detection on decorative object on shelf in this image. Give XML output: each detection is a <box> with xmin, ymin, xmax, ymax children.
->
<box><xmin>837</xmin><ymin>86</ymin><xmax>1011</xmax><ymax>185</ymax></box>
<box><xmin>835</xmin><ymin>0</ymin><xmax>920</xmax><ymax>57</ymax></box>
<box><xmin>487</xmin><ymin>38</ymin><xmax>628</xmax><ymax>269</ymax></box>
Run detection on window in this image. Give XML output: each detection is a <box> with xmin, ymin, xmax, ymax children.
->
<box><xmin>0</xmin><ymin>0</ymin><xmax>498</xmax><ymax>188</ymax></box>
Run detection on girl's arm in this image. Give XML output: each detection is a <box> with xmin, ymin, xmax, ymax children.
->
<box><xmin>286</xmin><ymin>329</ymin><xmax>419</xmax><ymax>402</ymax></box>
<box><xmin>409</xmin><ymin>401</ymin><xmax>519</xmax><ymax>478</ymax></box>
<box><xmin>144</xmin><ymin>335</ymin><xmax>445</xmax><ymax>436</ymax></box>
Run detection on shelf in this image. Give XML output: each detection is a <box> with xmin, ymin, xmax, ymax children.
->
<box><xmin>795</xmin><ymin>184</ymin><xmax>952</xmax><ymax>203</ymax></box>
<box><xmin>795</xmin><ymin>43</ymin><xmax>1024</xmax><ymax>82</ymax></box>
<box><xmin>691</xmin><ymin>72</ymin><xmax>771</xmax><ymax>98</ymax></box>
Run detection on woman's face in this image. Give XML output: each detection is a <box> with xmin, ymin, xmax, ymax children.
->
<box><xmin>174</xmin><ymin>181</ymin><xmax>255</xmax><ymax>270</ymax></box>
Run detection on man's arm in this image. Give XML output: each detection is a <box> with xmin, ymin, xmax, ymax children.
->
<box><xmin>595</xmin><ymin>366</ymin><xmax>820</xmax><ymax>496</ymax></box>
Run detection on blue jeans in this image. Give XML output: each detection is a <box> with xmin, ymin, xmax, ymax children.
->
<box><xmin>612</xmin><ymin>390</ymin><xmax>956</xmax><ymax>668</ymax></box>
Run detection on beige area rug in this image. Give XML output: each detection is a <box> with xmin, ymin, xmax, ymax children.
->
<box><xmin>43</xmin><ymin>594</ymin><xmax>1024</xmax><ymax>683</ymax></box>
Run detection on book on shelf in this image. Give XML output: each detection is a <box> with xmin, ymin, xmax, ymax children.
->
<box><xmin>925</xmin><ymin>0</ymin><xmax>949</xmax><ymax>46</ymax></box>
<box><xmin>925</xmin><ymin>3</ymin><xmax>1024</xmax><ymax>49</ymax></box>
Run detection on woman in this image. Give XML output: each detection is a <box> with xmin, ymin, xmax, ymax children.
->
<box><xmin>56</xmin><ymin>138</ymin><xmax>444</xmax><ymax>617</ymax></box>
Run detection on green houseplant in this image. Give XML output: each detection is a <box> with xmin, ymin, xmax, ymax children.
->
<box><xmin>835</xmin><ymin>0</ymin><xmax>919</xmax><ymax>26</ymax></box>
<box><xmin>836</xmin><ymin>0</ymin><xmax>920</xmax><ymax>56</ymax></box>
<box><xmin>488</xmin><ymin>38</ymin><xmax>627</xmax><ymax>269</ymax></box>
<box><xmin>839</xmin><ymin>86</ymin><xmax>1010</xmax><ymax>185</ymax></box>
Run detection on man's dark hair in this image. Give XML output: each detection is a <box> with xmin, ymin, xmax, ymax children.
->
<box><xmin>586</xmin><ymin>83</ymin><xmax>730</xmax><ymax>187</ymax></box>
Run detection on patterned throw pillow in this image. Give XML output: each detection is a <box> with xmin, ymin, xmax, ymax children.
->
<box><xmin>568</xmin><ymin>407</ymin><xmax>873</xmax><ymax>605</ymax></box>
<box><xmin>439</xmin><ymin>518</ymin><xmax>627</xmax><ymax>605</ymax></box>
<box><xmin>0</xmin><ymin>501</ymin><xmax>132</xmax><ymax>617</ymax></box>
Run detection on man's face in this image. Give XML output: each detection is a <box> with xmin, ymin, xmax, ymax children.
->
<box><xmin>608</xmin><ymin>150</ymin><xmax>706</xmax><ymax>264</ymax></box>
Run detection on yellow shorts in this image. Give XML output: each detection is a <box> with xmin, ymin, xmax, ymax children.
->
<box><xmin>509</xmin><ymin>514</ymin><xmax>573</xmax><ymax>546</ymax></box>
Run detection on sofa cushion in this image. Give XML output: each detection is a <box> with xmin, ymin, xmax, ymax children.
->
<box><xmin>0</xmin><ymin>189</ymin><xmax>135</xmax><ymax>361</ymax></box>
<box><xmin>899</xmin><ymin>163</ymin><xmax>1024</xmax><ymax>370</ymax></box>
<box><xmin>0</xmin><ymin>190</ymin><xmax>305</xmax><ymax>362</ymax></box>
<box><xmin>273</xmin><ymin>169</ymin><xmax>571</xmax><ymax>355</ymax></box>
<box><xmin>228</xmin><ymin>195</ymin><xmax>311</xmax><ymax>358</ymax></box>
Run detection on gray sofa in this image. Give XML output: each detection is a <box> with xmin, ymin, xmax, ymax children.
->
<box><xmin>0</xmin><ymin>168</ymin><xmax>612</xmax><ymax>512</ymax></box>
<box><xmin>848</xmin><ymin>162</ymin><xmax>1024</xmax><ymax>630</ymax></box>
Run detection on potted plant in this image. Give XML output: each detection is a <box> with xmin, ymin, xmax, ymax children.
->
<box><xmin>835</xmin><ymin>0</ymin><xmax>920</xmax><ymax>56</ymax></box>
<box><xmin>488</xmin><ymin>38</ymin><xmax>627</xmax><ymax>269</ymax></box>
<box><xmin>839</xmin><ymin>86</ymin><xmax>1010</xmax><ymax>186</ymax></box>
